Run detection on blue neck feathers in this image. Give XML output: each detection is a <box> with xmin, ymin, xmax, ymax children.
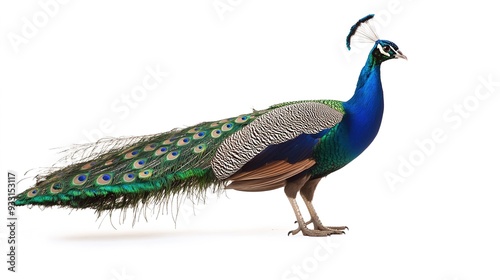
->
<box><xmin>341</xmin><ymin>55</ymin><xmax>384</xmax><ymax>156</ymax></box>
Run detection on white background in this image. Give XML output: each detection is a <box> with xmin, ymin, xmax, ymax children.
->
<box><xmin>1</xmin><ymin>1</ymin><xmax>499</xmax><ymax>280</ymax></box>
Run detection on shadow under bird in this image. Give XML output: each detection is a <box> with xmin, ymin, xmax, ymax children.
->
<box><xmin>15</xmin><ymin>14</ymin><xmax>406</xmax><ymax>236</ymax></box>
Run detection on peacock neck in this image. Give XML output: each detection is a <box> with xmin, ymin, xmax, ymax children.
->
<box><xmin>340</xmin><ymin>56</ymin><xmax>384</xmax><ymax>156</ymax></box>
<box><xmin>347</xmin><ymin>56</ymin><xmax>383</xmax><ymax>107</ymax></box>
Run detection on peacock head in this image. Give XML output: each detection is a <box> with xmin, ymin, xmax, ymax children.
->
<box><xmin>371</xmin><ymin>39</ymin><xmax>407</xmax><ymax>63</ymax></box>
<box><xmin>346</xmin><ymin>14</ymin><xmax>407</xmax><ymax>64</ymax></box>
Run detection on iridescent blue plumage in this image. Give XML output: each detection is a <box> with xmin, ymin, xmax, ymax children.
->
<box><xmin>15</xmin><ymin>15</ymin><xmax>406</xmax><ymax>237</ymax></box>
<box><xmin>333</xmin><ymin>43</ymin><xmax>385</xmax><ymax>163</ymax></box>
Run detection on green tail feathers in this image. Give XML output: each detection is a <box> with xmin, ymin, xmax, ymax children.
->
<box><xmin>14</xmin><ymin>109</ymin><xmax>269</xmax><ymax>213</ymax></box>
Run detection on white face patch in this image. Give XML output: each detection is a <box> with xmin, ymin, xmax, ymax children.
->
<box><xmin>377</xmin><ymin>44</ymin><xmax>391</xmax><ymax>57</ymax></box>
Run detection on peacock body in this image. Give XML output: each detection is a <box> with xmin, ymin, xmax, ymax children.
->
<box><xmin>15</xmin><ymin>15</ymin><xmax>406</xmax><ymax>236</ymax></box>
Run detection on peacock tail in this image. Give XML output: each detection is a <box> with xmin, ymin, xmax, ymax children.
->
<box><xmin>14</xmin><ymin>107</ymin><xmax>268</xmax><ymax>212</ymax></box>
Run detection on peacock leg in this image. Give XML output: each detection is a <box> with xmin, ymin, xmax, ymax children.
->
<box><xmin>300</xmin><ymin>178</ymin><xmax>348</xmax><ymax>233</ymax></box>
<box><xmin>285</xmin><ymin>174</ymin><xmax>342</xmax><ymax>237</ymax></box>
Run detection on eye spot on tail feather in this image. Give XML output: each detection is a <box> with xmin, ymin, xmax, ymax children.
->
<box><xmin>50</xmin><ymin>183</ymin><xmax>63</xmax><ymax>194</ymax></box>
<box><xmin>163</xmin><ymin>137</ymin><xmax>179</xmax><ymax>145</ymax></box>
<box><xmin>72</xmin><ymin>174</ymin><xmax>88</xmax><ymax>186</ymax></box>
<box><xmin>139</xmin><ymin>169</ymin><xmax>153</xmax><ymax>179</ymax></box>
<box><xmin>27</xmin><ymin>188</ymin><xmax>39</xmax><ymax>197</ymax></box>
<box><xmin>193</xmin><ymin>144</ymin><xmax>207</xmax><ymax>153</ymax></box>
<box><xmin>122</xmin><ymin>173</ymin><xmax>136</xmax><ymax>183</ymax></box>
<box><xmin>155</xmin><ymin>147</ymin><xmax>168</xmax><ymax>156</ymax></box>
<box><xmin>124</xmin><ymin>150</ymin><xmax>140</xmax><ymax>159</ymax></box>
<box><xmin>96</xmin><ymin>173</ymin><xmax>113</xmax><ymax>185</ymax></box>
<box><xmin>143</xmin><ymin>143</ymin><xmax>157</xmax><ymax>152</ymax></box>
<box><xmin>81</xmin><ymin>162</ymin><xmax>96</xmax><ymax>170</ymax></box>
<box><xmin>235</xmin><ymin>115</ymin><xmax>250</xmax><ymax>123</ymax></box>
<box><xmin>176</xmin><ymin>137</ymin><xmax>191</xmax><ymax>146</ymax></box>
<box><xmin>166</xmin><ymin>151</ymin><xmax>180</xmax><ymax>160</ymax></box>
<box><xmin>211</xmin><ymin>129</ymin><xmax>222</xmax><ymax>138</ymax></box>
<box><xmin>221</xmin><ymin>123</ymin><xmax>234</xmax><ymax>132</ymax></box>
<box><xmin>133</xmin><ymin>159</ymin><xmax>146</xmax><ymax>169</ymax></box>
<box><xmin>193</xmin><ymin>131</ymin><xmax>206</xmax><ymax>140</ymax></box>
<box><xmin>187</xmin><ymin>127</ymin><xmax>200</xmax><ymax>133</ymax></box>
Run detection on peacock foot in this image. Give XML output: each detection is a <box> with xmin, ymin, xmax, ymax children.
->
<box><xmin>288</xmin><ymin>222</ymin><xmax>346</xmax><ymax>237</ymax></box>
<box><xmin>303</xmin><ymin>218</ymin><xmax>349</xmax><ymax>232</ymax></box>
<box><xmin>286</xmin><ymin>196</ymin><xmax>347</xmax><ymax>236</ymax></box>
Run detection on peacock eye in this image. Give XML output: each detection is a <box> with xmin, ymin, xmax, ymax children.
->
<box><xmin>383</xmin><ymin>45</ymin><xmax>390</xmax><ymax>52</ymax></box>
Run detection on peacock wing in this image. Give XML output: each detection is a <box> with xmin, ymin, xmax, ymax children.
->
<box><xmin>211</xmin><ymin>102</ymin><xmax>344</xmax><ymax>191</ymax></box>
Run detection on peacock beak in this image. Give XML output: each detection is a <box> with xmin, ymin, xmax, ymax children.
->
<box><xmin>395</xmin><ymin>50</ymin><xmax>407</xmax><ymax>60</ymax></box>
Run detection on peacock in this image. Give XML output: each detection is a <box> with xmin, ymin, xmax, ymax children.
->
<box><xmin>15</xmin><ymin>15</ymin><xmax>406</xmax><ymax>236</ymax></box>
